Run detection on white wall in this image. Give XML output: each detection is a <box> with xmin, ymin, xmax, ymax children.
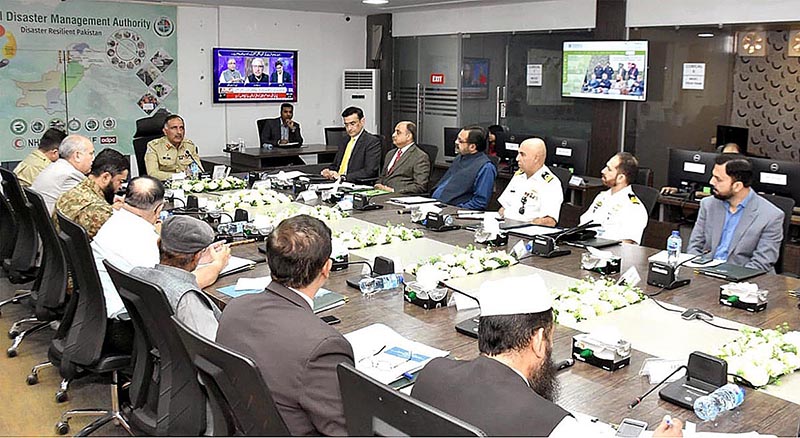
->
<box><xmin>392</xmin><ymin>0</ymin><xmax>596</xmax><ymax>37</ymax></box>
<box><xmin>627</xmin><ymin>0</ymin><xmax>800</xmax><ymax>27</ymax></box>
<box><xmin>178</xmin><ymin>6</ymin><xmax>366</xmax><ymax>157</ymax></box>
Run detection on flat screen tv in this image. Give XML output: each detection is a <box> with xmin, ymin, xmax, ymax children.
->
<box><xmin>212</xmin><ymin>47</ymin><xmax>297</xmax><ymax>103</ymax></box>
<box><xmin>561</xmin><ymin>40</ymin><xmax>648</xmax><ymax>102</ymax></box>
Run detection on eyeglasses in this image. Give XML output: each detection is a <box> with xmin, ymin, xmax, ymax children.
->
<box><xmin>358</xmin><ymin>346</ymin><xmax>414</xmax><ymax>371</ymax></box>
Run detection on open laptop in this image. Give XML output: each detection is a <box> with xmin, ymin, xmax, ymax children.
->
<box><xmin>696</xmin><ymin>263</ymin><xmax>765</xmax><ymax>282</ymax></box>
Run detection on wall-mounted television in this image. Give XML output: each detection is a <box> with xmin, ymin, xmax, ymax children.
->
<box><xmin>561</xmin><ymin>40</ymin><xmax>648</xmax><ymax>102</ymax></box>
<box><xmin>212</xmin><ymin>47</ymin><xmax>297</xmax><ymax>103</ymax></box>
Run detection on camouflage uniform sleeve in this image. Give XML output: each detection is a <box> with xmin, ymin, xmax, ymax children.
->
<box><xmin>74</xmin><ymin>204</ymin><xmax>113</xmax><ymax>240</ymax></box>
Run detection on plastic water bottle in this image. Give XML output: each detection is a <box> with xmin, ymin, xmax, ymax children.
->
<box><xmin>693</xmin><ymin>383</ymin><xmax>745</xmax><ymax>421</ymax></box>
<box><xmin>189</xmin><ymin>162</ymin><xmax>200</xmax><ymax>180</ymax></box>
<box><xmin>666</xmin><ymin>231</ymin><xmax>682</xmax><ymax>267</ymax></box>
<box><xmin>359</xmin><ymin>274</ymin><xmax>404</xmax><ymax>295</ymax></box>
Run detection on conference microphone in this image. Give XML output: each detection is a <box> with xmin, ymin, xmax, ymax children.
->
<box><xmin>628</xmin><ymin>365</ymin><xmax>687</xmax><ymax>409</ymax></box>
<box><xmin>647</xmin><ymin>250</ymin><xmax>710</xmax><ymax>290</ymax></box>
<box><xmin>443</xmin><ymin>283</ymin><xmax>483</xmax><ymax>339</ymax></box>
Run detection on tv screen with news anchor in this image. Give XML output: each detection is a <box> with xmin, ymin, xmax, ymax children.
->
<box><xmin>212</xmin><ymin>48</ymin><xmax>298</xmax><ymax>103</ymax></box>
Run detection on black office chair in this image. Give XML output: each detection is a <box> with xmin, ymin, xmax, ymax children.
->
<box><xmin>133</xmin><ymin>108</ymin><xmax>171</xmax><ymax>176</ymax></box>
<box><xmin>337</xmin><ymin>363</ymin><xmax>486</xmax><ymax>437</ymax></box>
<box><xmin>6</xmin><ymin>188</ymin><xmax>68</xmax><ymax>358</ymax></box>
<box><xmin>635</xmin><ymin>167</ymin><xmax>653</xmax><ymax>187</ymax></box>
<box><xmin>0</xmin><ymin>167</ymin><xmax>39</xmax><ymax>283</ymax></box>
<box><xmin>417</xmin><ymin>143</ymin><xmax>439</xmax><ymax>191</ymax></box>
<box><xmin>631</xmin><ymin>184</ymin><xmax>660</xmax><ymax>216</ymax></box>
<box><xmin>172</xmin><ymin>315</ymin><xmax>290</xmax><ymax>436</ymax></box>
<box><xmin>324</xmin><ymin>126</ymin><xmax>349</xmax><ymax>147</ymax></box>
<box><xmin>549</xmin><ymin>166</ymin><xmax>572</xmax><ymax>198</ymax></box>
<box><xmin>105</xmin><ymin>261</ymin><xmax>207</xmax><ymax>436</ymax></box>
<box><xmin>256</xmin><ymin>118</ymin><xmax>268</xmax><ymax>145</ymax></box>
<box><xmin>50</xmin><ymin>213</ymin><xmax>133</xmax><ymax>436</ymax></box>
<box><xmin>0</xmin><ymin>192</ymin><xmax>23</xmax><ymax>315</ymax></box>
<box><xmin>761</xmin><ymin>194</ymin><xmax>795</xmax><ymax>275</ymax></box>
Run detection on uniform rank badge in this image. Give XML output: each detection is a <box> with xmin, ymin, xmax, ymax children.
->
<box><xmin>628</xmin><ymin>193</ymin><xmax>641</xmax><ymax>204</ymax></box>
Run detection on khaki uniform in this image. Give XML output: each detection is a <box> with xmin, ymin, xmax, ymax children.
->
<box><xmin>579</xmin><ymin>185</ymin><xmax>648</xmax><ymax>244</ymax></box>
<box><xmin>13</xmin><ymin>149</ymin><xmax>52</xmax><ymax>187</ymax></box>
<box><xmin>498</xmin><ymin>165</ymin><xmax>564</xmax><ymax>222</ymax></box>
<box><xmin>54</xmin><ymin>177</ymin><xmax>113</xmax><ymax>240</ymax></box>
<box><xmin>144</xmin><ymin>136</ymin><xmax>202</xmax><ymax>180</ymax></box>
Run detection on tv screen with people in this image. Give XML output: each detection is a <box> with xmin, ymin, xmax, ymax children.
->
<box><xmin>561</xmin><ymin>40</ymin><xmax>648</xmax><ymax>102</ymax></box>
<box><xmin>212</xmin><ymin>47</ymin><xmax>298</xmax><ymax>103</ymax></box>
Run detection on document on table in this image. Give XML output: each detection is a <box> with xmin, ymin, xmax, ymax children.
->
<box><xmin>219</xmin><ymin>256</ymin><xmax>257</xmax><ymax>276</ymax></box>
<box><xmin>344</xmin><ymin>323</ymin><xmax>448</xmax><ymax>385</ymax></box>
<box><xmin>388</xmin><ymin>196</ymin><xmax>438</xmax><ymax>205</ymax></box>
<box><xmin>647</xmin><ymin>250</ymin><xmax>697</xmax><ymax>265</ymax></box>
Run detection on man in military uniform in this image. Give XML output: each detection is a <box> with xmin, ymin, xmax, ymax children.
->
<box><xmin>144</xmin><ymin>114</ymin><xmax>203</xmax><ymax>180</ymax></box>
<box><xmin>498</xmin><ymin>138</ymin><xmax>563</xmax><ymax>226</ymax></box>
<box><xmin>579</xmin><ymin>152</ymin><xmax>648</xmax><ymax>244</ymax></box>
<box><xmin>13</xmin><ymin>128</ymin><xmax>66</xmax><ymax>187</ymax></box>
<box><xmin>54</xmin><ymin>148</ymin><xmax>130</xmax><ymax>240</ymax></box>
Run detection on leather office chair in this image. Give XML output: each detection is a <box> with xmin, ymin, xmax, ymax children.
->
<box><xmin>635</xmin><ymin>167</ymin><xmax>653</xmax><ymax>187</ymax></box>
<box><xmin>337</xmin><ymin>363</ymin><xmax>485</xmax><ymax>436</ymax></box>
<box><xmin>6</xmin><ymin>188</ymin><xmax>68</xmax><ymax>358</ymax></box>
<box><xmin>256</xmin><ymin>118</ymin><xmax>268</xmax><ymax>146</ymax></box>
<box><xmin>105</xmin><ymin>261</ymin><xmax>206</xmax><ymax>436</ymax></box>
<box><xmin>761</xmin><ymin>194</ymin><xmax>795</xmax><ymax>275</ymax></box>
<box><xmin>49</xmin><ymin>213</ymin><xmax>132</xmax><ymax>436</ymax></box>
<box><xmin>324</xmin><ymin>126</ymin><xmax>348</xmax><ymax>147</ymax></box>
<box><xmin>549</xmin><ymin>166</ymin><xmax>572</xmax><ymax>198</ymax></box>
<box><xmin>172</xmin><ymin>315</ymin><xmax>290</xmax><ymax>436</ymax></box>
<box><xmin>0</xmin><ymin>167</ymin><xmax>39</xmax><ymax>283</ymax></box>
<box><xmin>417</xmin><ymin>143</ymin><xmax>439</xmax><ymax>191</ymax></box>
<box><xmin>0</xmin><ymin>192</ymin><xmax>23</xmax><ymax>315</ymax></box>
<box><xmin>631</xmin><ymin>184</ymin><xmax>660</xmax><ymax>216</ymax></box>
<box><xmin>132</xmin><ymin>108</ymin><xmax>171</xmax><ymax>176</ymax></box>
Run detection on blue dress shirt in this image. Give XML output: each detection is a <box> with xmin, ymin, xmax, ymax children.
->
<box><xmin>713</xmin><ymin>189</ymin><xmax>755</xmax><ymax>261</ymax></box>
<box><xmin>432</xmin><ymin>161</ymin><xmax>497</xmax><ymax>210</ymax></box>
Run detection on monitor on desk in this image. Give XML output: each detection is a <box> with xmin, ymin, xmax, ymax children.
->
<box><xmin>545</xmin><ymin>136</ymin><xmax>589</xmax><ymax>176</ymax></box>
<box><xmin>443</xmin><ymin>127</ymin><xmax>460</xmax><ymax>162</ymax></box>
<box><xmin>749</xmin><ymin>156</ymin><xmax>800</xmax><ymax>205</ymax></box>
<box><xmin>667</xmin><ymin>148</ymin><xmax>717</xmax><ymax>194</ymax></box>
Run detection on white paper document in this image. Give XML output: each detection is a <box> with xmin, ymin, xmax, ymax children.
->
<box><xmin>389</xmin><ymin>196</ymin><xmax>438</xmax><ymax>205</ymax></box>
<box><xmin>647</xmin><ymin>250</ymin><xmax>696</xmax><ymax>265</ymax></box>
<box><xmin>344</xmin><ymin>323</ymin><xmax>448</xmax><ymax>385</ymax></box>
<box><xmin>235</xmin><ymin>276</ymin><xmax>271</xmax><ymax>291</ymax></box>
<box><xmin>219</xmin><ymin>256</ymin><xmax>257</xmax><ymax>276</ymax></box>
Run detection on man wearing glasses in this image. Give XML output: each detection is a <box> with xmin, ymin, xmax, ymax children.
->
<box><xmin>216</xmin><ymin>215</ymin><xmax>354</xmax><ymax>436</ymax></box>
<box><xmin>321</xmin><ymin>106</ymin><xmax>382</xmax><ymax>183</ymax></box>
<box><xmin>246</xmin><ymin>57</ymin><xmax>269</xmax><ymax>83</ymax></box>
<box><xmin>497</xmin><ymin>137</ymin><xmax>562</xmax><ymax>225</ymax></box>
<box><xmin>432</xmin><ymin>125</ymin><xmax>497</xmax><ymax>210</ymax></box>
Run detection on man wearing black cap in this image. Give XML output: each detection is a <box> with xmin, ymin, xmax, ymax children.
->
<box><xmin>412</xmin><ymin>276</ymin><xmax>683</xmax><ymax>437</ymax></box>
<box><xmin>130</xmin><ymin>215</ymin><xmax>229</xmax><ymax>340</ymax></box>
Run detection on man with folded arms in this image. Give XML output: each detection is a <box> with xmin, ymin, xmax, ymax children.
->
<box><xmin>412</xmin><ymin>276</ymin><xmax>683</xmax><ymax>437</ymax></box>
<box><xmin>31</xmin><ymin>134</ymin><xmax>95</xmax><ymax>215</ymax></box>
<box><xmin>432</xmin><ymin>125</ymin><xmax>497</xmax><ymax>210</ymax></box>
<box><xmin>130</xmin><ymin>216</ymin><xmax>224</xmax><ymax>340</ymax></box>
<box><xmin>687</xmin><ymin>154</ymin><xmax>783</xmax><ymax>272</ymax></box>
<box><xmin>54</xmin><ymin>148</ymin><xmax>129</xmax><ymax>240</ymax></box>
<box><xmin>374</xmin><ymin>121</ymin><xmax>430</xmax><ymax>194</ymax></box>
<box><xmin>216</xmin><ymin>215</ymin><xmax>354</xmax><ymax>436</ymax></box>
<box><xmin>14</xmin><ymin>128</ymin><xmax>66</xmax><ymax>187</ymax></box>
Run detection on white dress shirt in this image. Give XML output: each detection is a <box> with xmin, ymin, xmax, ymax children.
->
<box><xmin>92</xmin><ymin>208</ymin><xmax>160</xmax><ymax>318</ymax></box>
<box><xmin>385</xmin><ymin>143</ymin><xmax>413</xmax><ymax>172</ymax></box>
<box><xmin>579</xmin><ymin>185</ymin><xmax>649</xmax><ymax>244</ymax></box>
<box><xmin>498</xmin><ymin>165</ymin><xmax>564</xmax><ymax>222</ymax></box>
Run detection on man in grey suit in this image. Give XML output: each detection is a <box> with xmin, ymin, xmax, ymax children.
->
<box><xmin>375</xmin><ymin>121</ymin><xmax>430</xmax><ymax>194</ymax></box>
<box><xmin>215</xmin><ymin>215</ymin><xmax>354</xmax><ymax>436</ymax></box>
<box><xmin>687</xmin><ymin>154</ymin><xmax>784</xmax><ymax>272</ymax></box>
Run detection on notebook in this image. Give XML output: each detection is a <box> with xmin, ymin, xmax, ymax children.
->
<box><xmin>696</xmin><ymin>263</ymin><xmax>765</xmax><ymax>282</ymax></box>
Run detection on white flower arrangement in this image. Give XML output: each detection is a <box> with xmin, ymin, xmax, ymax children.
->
<box><xmin>406</xmin><ymin>245</ymin><xmax>517</xmax><ymax>280</ymax></box>
<box><xmin>170</xmin><ymin>176</ymin><xmax>246</xmax><ymax>193</ymax></box>
<box><xmin>714</xmin><ymin>323</ymin><xmax>800</xmax><ymax>387</ymax></box>
<box><xmin>551</xmin><ymin>277</ymin><xmax>645</xmax><ymax>325</ymax></box>
<box><xmin>267</xmin><ymin>204</ymin><xmax>347</xmax><ymax>226</ymax></box>
<box><xmin>335</xmin><ymin>223</ymin><xmax>424</xmax><ymax>249</ymax></box>
<box><xmin>217</xmin><ymin>188</ymin><xmax>292</xmax><ymax>211</ymax></box>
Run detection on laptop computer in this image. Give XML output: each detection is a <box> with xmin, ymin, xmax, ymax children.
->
<box><xmin>696</xmin><ymin>263</ymin><xmax>765</xmax><ymax>282</ymax></box>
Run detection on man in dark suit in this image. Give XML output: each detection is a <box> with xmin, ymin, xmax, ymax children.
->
<box><xmin>260</xmin><ymin>103</ymin><xmax>303</xmax><ymax>146</ymax></box>
<box><xmin>215</xmin><ymin>215</ymin><xmax>354</xmax><ymax>436</ymax></box>
<box><xmin>412</xmin><ymin>276</ymin><xmax>683</xmax><ymax>437</ymax></box>
<box><xmin>269</xmin><ymin>60</ymin><xmax>292</xmax><ymax>84</ymax></box>
<box><xmin>321</xmin><ymin>106</ymin><xmax>382</xmax><ymax>183</ymax></box>
<box><xmin>375</xmin><ymin>121</ymin><xmax>430</xmax><ymax>194</ymax></box>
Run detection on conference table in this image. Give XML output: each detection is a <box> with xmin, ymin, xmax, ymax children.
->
<box><xmin>228</xmin><ymin>144</ymin><xmax>340</xmax><ymax>169</ymax></box>
<box><xmin>201</xmin><ymin>194</ymin><xmax>800</xmax><ymax>436</ymax></box>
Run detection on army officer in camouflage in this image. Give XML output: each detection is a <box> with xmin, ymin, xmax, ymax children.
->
<box><xmin>54</xmin><ymin>148</ymin><xmax>130</xmax><ymax>240</ymax></box>
<box><xmin>144</xmin><ymin>114</ymin><xmax>203</xmax><ymax>180</ymax></box>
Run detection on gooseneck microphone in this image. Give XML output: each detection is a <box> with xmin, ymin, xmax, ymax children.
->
<box><xmin>628</xmin><ymin>365</ymin><xmax>687</xmax><ymax>409</ymax></box>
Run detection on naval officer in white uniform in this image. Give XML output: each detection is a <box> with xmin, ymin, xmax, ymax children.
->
<box><xmin>579</xmin><ymin>152</ymin><xmax>648</xmax><ymax>244</ymax></box>
<box><xmin>498</xmin><ymin>138</ymin><xmax>563</xmax><ymax>226</ymax></box>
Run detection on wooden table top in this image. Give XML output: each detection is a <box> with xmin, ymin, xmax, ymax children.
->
<box><xmin>204</xmin><ymin>199</ymin><xmax>800</xmax><ymax>436</ymax></box>
<box><xmin>229</xmin><ymin>143</ymin><xmax>340</xmax><ymax>159</ymax></box>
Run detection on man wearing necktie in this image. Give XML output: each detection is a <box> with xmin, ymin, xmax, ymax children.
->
<box><xmin>374</xmin><ymin>121</ymin><xmax>430</xmax><ymax>194</ymax></box>
<box><xmin>321</xmin><ymin>106</ymin><xmax>381</xmax><ymax>183</ymax></box>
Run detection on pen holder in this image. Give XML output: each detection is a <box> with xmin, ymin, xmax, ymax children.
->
<box><xmin>403</xmin><ymin>281</ymin><xmax>448</xmax><ymax>310</ymax></box>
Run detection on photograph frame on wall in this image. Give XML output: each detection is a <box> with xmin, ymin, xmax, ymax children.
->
<box><xmin>461</xmin><ymin>57</ymin><xmax>490</xmax><ymax>99</ymax></box>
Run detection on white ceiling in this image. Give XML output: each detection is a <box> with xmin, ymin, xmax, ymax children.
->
<box><xmin>125</xmin><ymin>0</ymin><xmax>542</xmax><ymax>15</ymax></box>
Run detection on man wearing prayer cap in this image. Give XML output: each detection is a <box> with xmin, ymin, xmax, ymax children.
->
<box><xmin>412</xmin><ymin>275</ymin><xmax>683</xmax><ymax>437</ymax></box>
<box><xmin>130</xmin><ymin>215</ymin><xmax>229</xmax><ymax>340</ymax></box>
